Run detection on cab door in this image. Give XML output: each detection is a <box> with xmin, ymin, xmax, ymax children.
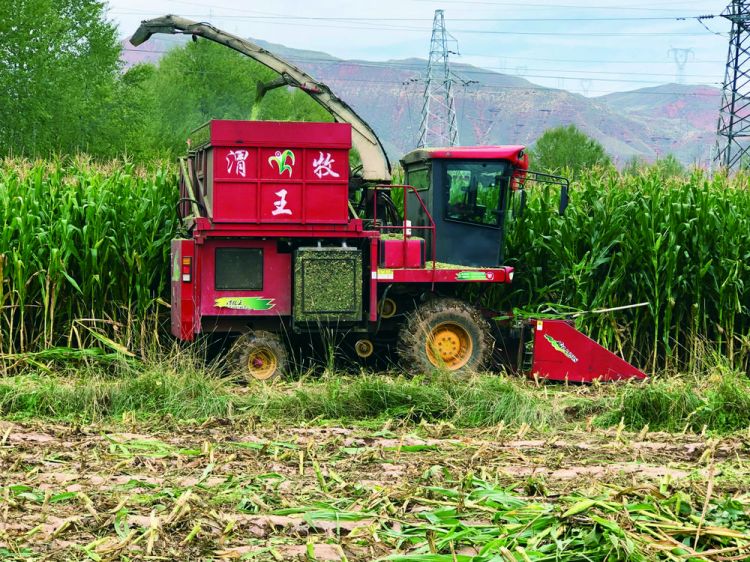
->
<box><xmin>432</xmin><ymin>159</ymin><xmax>512</xmax><ymax>267</ymax></box>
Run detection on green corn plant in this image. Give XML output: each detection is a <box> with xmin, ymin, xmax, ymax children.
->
<box><xmin>502</xmin><ymin>165</ymin><xmax>750</xmax><ymax>373</ymax></box>
<box><xmin>0</xmin><ymin>157</ymin><xmax>178</xmax><ymax>361</ymax></box>
<box><xmin>3</xmin><ymin>156</ymin><xmax>750</xmax><ymax>375</ymax></box>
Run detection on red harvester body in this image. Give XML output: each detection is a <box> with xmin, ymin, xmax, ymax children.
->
<box><xmin>134</xmin><ymin>15</ymin><xmax>647</xmax><ymax>382</ymax></box>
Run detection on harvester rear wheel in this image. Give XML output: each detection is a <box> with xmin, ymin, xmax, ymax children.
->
<box><xmin>397</xmin><ymin>298</ymin><xmax>493</xmax><ymax>375</ymax></box>
<box><xmin>232</xmin><ymin>331</ymin><xmax>288</xmax><ymax>382</ymax></box>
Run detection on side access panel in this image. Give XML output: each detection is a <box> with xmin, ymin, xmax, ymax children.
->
<box><xmin>171</xmin><ymin>239</ymin><xmax>197</xmax><ymax>340</ymax></box>
<box><xmin>199</xmin><ymin>239</ymin><xmax>292</xmax><ymax>318</ymax></box>
<box><xmin>530</xmin><ymin>319</ymin><xmax>646</xmax><ymax>382</ymax></box>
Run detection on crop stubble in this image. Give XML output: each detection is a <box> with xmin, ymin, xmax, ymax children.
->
<box><xmin>1</xmin><ymin>420</ymin><xmax>749</xmax><ymax>560</ymax></box>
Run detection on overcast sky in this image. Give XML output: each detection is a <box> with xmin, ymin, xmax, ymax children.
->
<box><xmin>107</xmin><ymin>0</ymin><xmax>730</xmax><ymax>96</ymax></box>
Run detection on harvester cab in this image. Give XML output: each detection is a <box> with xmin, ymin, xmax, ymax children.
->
<box><xmin>133</xmin><ymin>15</ymin><xmax>647</xmax><ymax>384</ymax></box>
<box><xmin>400</xmin><ymin>147</ymin><xmax>523</xmax><ymax>268</ymax></box>
<box><xmin>399</xmin><ymin>147</ymin><xmax>570</xmax><ymax>268</ymax></box>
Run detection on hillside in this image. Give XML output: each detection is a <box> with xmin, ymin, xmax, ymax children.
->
<box><xmin>123</xmin><ymin>37</ymin><xmax>721</xmax><ymax>166</ymax></box>
<box><xmin>600</xmin><ymin>84</ymin><xmax>721</xmax><ymax>164</ymax></box>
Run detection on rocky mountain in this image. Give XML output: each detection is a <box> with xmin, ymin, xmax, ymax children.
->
<box><xmin>122</xmin><ymin>36</ymin><xmax>721</xmax><ymax>166</ymax></box>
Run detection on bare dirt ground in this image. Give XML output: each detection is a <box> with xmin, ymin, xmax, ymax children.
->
<box><xmin>1</xmin><ymin>419</ymin><xmax>748</xmax><ymax>560</ymax></box>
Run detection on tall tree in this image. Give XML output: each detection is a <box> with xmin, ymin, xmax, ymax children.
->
<box><xmin>142</xmin><ymin>39</ymin><xmax>331</xmax><ymax>156</ymax></box>
<box><xmin>530</xmin><ymin>124</ymin><xmax>612</xmax><ymax>176</ymax></box>
<box><xmin>0</xmin><ymin>0</ymin><xmax>121</xmax><ymax>156</ymax></box>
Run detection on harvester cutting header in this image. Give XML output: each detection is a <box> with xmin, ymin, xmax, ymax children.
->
<box><xmin>131</xmin><ymin>15</ymin><xmax>646</xmax><ymax>383</ymax></box>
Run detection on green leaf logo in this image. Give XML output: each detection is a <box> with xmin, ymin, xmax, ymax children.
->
<box><xmin>456</xmin><ymin>271</ymin><xmax>489</xmax><ymax>281</ymax></box>
<box><xmin>544</xmin><ymin>334</ymin><xmax>579</xmax><ymax>363</ymax></box>
<box><xmin>215</xmin><ymin>297</ymin><xmax>275</xmax><ymax>311</ymax></box>
<box><xmin>267</xmin><ymin>149</ymin><xmax>296</xmax><ymax>176</ymax></box>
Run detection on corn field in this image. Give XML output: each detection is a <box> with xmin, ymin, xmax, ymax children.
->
<box><xmin>0</xmin><ymin>157</ymin><xmax>177</xmax><ymax>357</ymax></box>
<box><xmin>504</xmin><ymin>166</ymin><xmax>750</xmax><ymax>372</ymax></box>
<box><xmin>1</xmin><ymin>159</ymin><xmax>749</xmax><ymax>373</ymax></box>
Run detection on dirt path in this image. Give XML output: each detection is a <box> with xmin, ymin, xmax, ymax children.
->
<box><xmin>1</xmin><ymin>420</ymin><xmax>748</xmax><ymax>560</ymax></box>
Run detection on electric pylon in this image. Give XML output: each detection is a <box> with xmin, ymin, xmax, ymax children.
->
<box><xmin>418</xmin><ymin>10</ymin><xmax>459</xmax><ymax>147</ymax></box>
<box><xmin>715</xmin><ymin>0</ymin><xmax>750</xmax><ymax>170</ymax></box>
<box><xmin>667</xmin><ymin>48</ymin><xmax>694</xmax><ymax>84</ymax></box>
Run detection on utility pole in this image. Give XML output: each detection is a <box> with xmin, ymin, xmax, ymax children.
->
<box><xmin>418</xmin><ymin>10</ymin><xmax>459</xmax><ymax>147</ymax></box>
<box><xmin>715</xmin><ymin>0</ymin><xmax>750</xmax><ymax>170</ymax></box>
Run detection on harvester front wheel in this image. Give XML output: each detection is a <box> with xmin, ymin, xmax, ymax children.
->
<box><xmin>232</xmin><ymin>331</ymin><xmax>288</xmax><ymax>382</ymax></box>
<box><xmin>398</xmin><ymin>298</ymin><xmax>493</xmax><ymax>374</ymax></box>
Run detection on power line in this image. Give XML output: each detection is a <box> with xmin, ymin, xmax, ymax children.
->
<box><xmin>115</xmin><ymin>12</ymin><xmax>720</xmax><ymax>22</ymax></box>
<box><xmin>110</xmin><ymin>10</ymin><xmax>722</xmax><ymax>36</ymax></box>
<box><xmin>298</xmin><ymin>58</ymin><xmax>722</xmax><ymax>81</ymax></box>
<box><xmin>406</xmin><ymin>0</ymin><xmax>715</xmax><ymax>12</ymax></box>
<box><xmin>449</xmin><ymin>29</ymin><xmax>717</xmax><ymax>36</ymax></box>
<box><xmin>143</xmin><ymin>0</ymin><xmax>716</xmax><ymax>14</ymax></box>
<box><xmin>122</xmin><ymin>46</ymin><xmax>725</xmax><ymax>65</ymax></box>
<box><xmin>121</xmin><ymin>48</ymin><xmax>723</xmax><ymax>82</ymax></box>
<box><xmin>130</xmin><ymin>63</ymin><xmax>722</xmax><ymax>97</ymax></box>
<box><xmin>460</xmin><ymin>53</ymin><xmax>725</xmax><ymax>64</ymax></box>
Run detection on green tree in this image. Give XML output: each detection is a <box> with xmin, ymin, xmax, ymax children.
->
<box><xmin>652</xmin><ymin>154</ymin><xmax>686</xmax><ymax>177</ymax></box>
<box><xmin>0</xmin><ymin>0</ymin><xmax>122</xmax><ymax>156</ymax></box>
<box><xmin>622</xmin><ymin>155</ymin><xmax>646</xmax><ymax>176</ymax></box>
<box><xmin>141</xmin><ymin>40</ymin><xmax>331</xmax><ymax>156</ymax></box>
<box><xmin>530</xmin><ymin>124</ymin><xmax>611</xmax><ymax>176</ymax></box>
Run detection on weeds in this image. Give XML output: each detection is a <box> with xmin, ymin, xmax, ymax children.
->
<box><xmin>596</xmin><ymin>377</ymin><xmax>703</xmax><ymax>432</ymax></box>
<box><xmin>0</xmin><ymin>362</ymin><xmax>556</xmax><ymax>427</ymax></box>
<box><xmin>599</xmin><ymin>362</ymin><xmax>750</xmax><ymax>433</ymax></box>
<box><xmin>0</xmin><ymin>358</ymin><xmax>233</xmax><ymax>421</ymax></box>
<box><xmin>2</xmin><ymin>354</ymin><xmax>749</xmax><ymax>434</ymax></box>
<box><xmin>248</xmin><ymin>371</ymin><xmax>560</xmax><ymax>428</ymax></box>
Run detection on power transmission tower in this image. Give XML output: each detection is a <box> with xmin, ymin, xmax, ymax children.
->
<box><xmin>715</xmin><ymin>0</ymin><xmax>750</xmax><ymax>170</ymax></box>
<box><xmin>418</xmin><ymin>10</ymin><xmax>459</xmax><ymax>147</ymax></box>
<box><xmin>667</xmin><ymin>47</ymin><xmax>694</xmax><ymax>84</ymax></box>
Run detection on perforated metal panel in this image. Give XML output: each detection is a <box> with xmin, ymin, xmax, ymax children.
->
<box><xmin>294</xmin><ymin>247</ymin><xmax>362</xmax><ymax>323</ymax></box>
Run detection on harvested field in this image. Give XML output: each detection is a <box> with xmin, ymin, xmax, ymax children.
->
<box><xmin>2</xmin><ymin>418</ymin><xmax>749</xmax><ymax>560</ymax></box>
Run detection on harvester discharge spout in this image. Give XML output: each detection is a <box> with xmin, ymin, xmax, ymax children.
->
<box><xmin>129</xmin><ymin>15</ymin><xmax>391</xmax><ymax>183</ymax></box>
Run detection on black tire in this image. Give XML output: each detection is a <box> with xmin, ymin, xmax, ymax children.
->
<box><xmin>397</xmin><ymin>298</ymin><xmax>494</xmax><ymax>375</ymax></box>
<box><xmin>230</xmin><ymin>331</ymin><xmax>288</xmax><ymax>382</ymax></box>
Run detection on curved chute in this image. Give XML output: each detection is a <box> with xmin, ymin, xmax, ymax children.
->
<box><xmin>131</xmin><ymin>15</ymin><xmax>391</xmax><ymax>181</ymax></box>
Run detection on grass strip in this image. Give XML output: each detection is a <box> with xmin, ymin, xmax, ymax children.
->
<box><xmin>2</xmin><ymin>355</ymin><xmax>750</xmax><ymax>434</ymax></box>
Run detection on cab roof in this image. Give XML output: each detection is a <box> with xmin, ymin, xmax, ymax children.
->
<box><xmin>400</xmin><ymin>145</ymin><xmax>528</xmax><ymax>169</ymax></box>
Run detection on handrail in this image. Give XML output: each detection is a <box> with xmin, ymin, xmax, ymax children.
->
<box><xmin>372</xmin><ymin>184</ymin><xmax>437</xmax><ymax>274</ymax></box>
<box><xmin>518</xmin><ymin>170</ymin><xmax>570</xmax><ymax>215</ymax></box>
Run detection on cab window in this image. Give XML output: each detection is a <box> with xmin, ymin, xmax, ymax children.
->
<box><xmin>406</xmin><ymin>167</ymin><xmax>430</xmax><ymax>191</ymax></box>
<box><xmin>445</xmin><ymin>161</ymin><xmax>510</xmax><ymax>227</ymax></box>
<box><xmin>215</xmin><ymin>248</ymin><xmax>263</xmax><ymax>290</ymax></box>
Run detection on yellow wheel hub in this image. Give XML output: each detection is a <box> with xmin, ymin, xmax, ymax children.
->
<box><xmin>246</xmin><ymin>347</ymin><xmax>278</xmax><ymax>380</ymax></box>
<box><xmin>355</xmin><ymin>339</ymin><xmax>374</xmax><ymax>358</ymax></box>
<box><xmin>426</xmin><ymin>322</ymin><xmax>473</xmax><ymax>370</ymax></box>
